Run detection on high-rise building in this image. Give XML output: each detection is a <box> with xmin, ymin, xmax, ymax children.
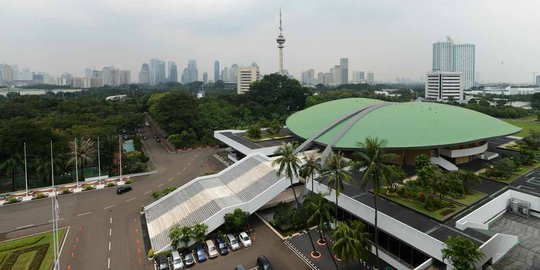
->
<box><xmin>352</xmin><ymin>71</ymin><xmax>365</xmax><ymax>84</ymax></box>
<box><xmin>182</xmin><ymin>60</ymin><xmax>198</xmax><ymax>83</ymax></box>
<box><xmin>237</xmin><ymin>66</ymin><xmax>260</xmax><ymax>94</ymax></box>
<box><xmin>301</xmin><ymin>69</ymin><xmax>315</xmax><ymax>85</ymax></box>
<box><xmin>323</xmin><ymin>73</ymin><xmax>333</xmax><ymax>86</ymax></box>
<box><xmin>366</xmin><ymin>72</ymin><xmax>375</xmax><ymax>84</ymax></box>
<box><xmin>139</xmin><ymin>63</ymin><xmax>150</xmax><ymax>84</ymax></box>
<box><xmin>425</xmin><ymin>72</ymin><xmax>463</xmax><ymax>101</ymax></box>
<box><xmin>432</xmin><ymin>37</ymin><xmax>475</xmax><ymax>90</ymax></box>
<box><xmin>229</xmin><ymin>64</ymin><xmax>238</xmax><ymax>83</ymax></box>
<box><xmin>536</xmin><ymin>75</ymin><xmax>540</xmax><ymax>86</ymax></box>
<box><xmin>340</xmin><ymin>58</ymin><xmax>348</xmax><ymax>84</ymax></box>
<box><xmin>214</xmin><ymin>61</ymin><xmax>220</xmax><ymax>82</ymax></box>
<box><xmin>203</xmin><ymin>72</ymin><xmax>208</xmax><ymax>84</ymax></box>
<box><xmin>11</xmin><ymin>65</ymin><xmax>19</xmax><ymax>81</ymax></box>
<box><xmin>118</xmin><ymin>71</ymin><xmax>131</xmax><ymax>85</ymax></box>
<box><xmin>102</xmin><ymin>67</ymin><xmax>117</xmax><ymax>86</ymax></box>
<box><xmin>85</xmin><ymin>68</ymin><xmax>92</xmax><ymax>78</ymax></box>
<box><xmin>149</xmin><ymin>58</ymin><xmax>166</xmax><ymax>85</ymax></box>
<box><xmin>331</xmin><ymin>65</ymin><xmax>341</xmax><ymax>86</ymax></box>
<box><xmin>276</xmin><ymin>9</ymin><xmax>286</xmax><ymax>74</ymax></box>
<box><xmin>221</xmin><ymin>67</ymin><xmax>229</xmax><ymax>83</ymax></box>
<box><xmin>317</xmin><ymin>72</ymin><xmax>324</xmax><ymax>85</ymax></box>
<box><xmin>168</xmin><ymin>61</ymin><xmax>178</xmax><ymax>82</ymax></box>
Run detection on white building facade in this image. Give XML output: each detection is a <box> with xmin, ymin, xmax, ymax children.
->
<box><xmin>425</xmin><ymin>72</ymin><xmax>463</xmax><ymax>101</ymax></box>
<box><xmin>236</xmin><ymin>66</ymin><xmax>260</xmax><ymax>94</ymax></box>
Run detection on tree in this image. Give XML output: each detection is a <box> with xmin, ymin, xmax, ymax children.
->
<box><xmin>415</xmin><ymin>154</ymin><xmax>431</xmax><ymax>170</ymax></box>
<box><xmin>300</xmin><ymin>152</ymin><xmax>322</xmax><ymax>193</ymax></box>
<box><xmin>324</xmin><ymin>151</ymin><xmax>351</xmax><ymax>227</ymax></box>
<box><xmin>223</xmin><ymin>208</ymin><xmax>250</xmax><ymax>233</ymax></box>
<box><xmin>192</xmin><ymin>223</ymin><xmax>208</xmax><ymax>243</ymax></box>
<box><xmin>485</xmin><ymin>158</ymin><xmax>515</xmax><ymax>179</ymax></box>
<box><xmin>441</xmin><ymin>236</ymin><xmax>484</xmax><ymax>270</ymax></box>
<box><xmin>1</xmin><ymin>154</ymin><xmax>22</xmax><ymax>191</ymax></box>
<box><xmin>272</xmin><ymin>142</ymin><xmax>319</xmax><ymax>257</ymax></box>
<box><xmin>332</xmin><ymin>221</ymin><xmax>371</xmax><ymax>270</ymax></box>
<box><xmin>267</xmin><ymin>119</ymin><xmax>282</xmax><ymax>135</ymax></box>
<box><xmin>246</xmin><ymin>125</ymin><xmax>261</xmax><ymax>139</ymax></box>
<box><xmin>169</xmin><ymin>224</ymin><xmax>182</xmax><ymax>249</ymax></box>
<box><xmin>385</xmin><ymin>165</ymin><xmax>406</xmax><ymax>193</ymax></box>
<box><xmin>67</xmin><ymin>137</ymin><xmax>96</xmax><ymax>182</ymax></box>
<box><xmin>304</xmin><ymin>193</ymin><xmax>338</xmax><ymax>270</ymax></box>
<box><xmin>180</xmin><ymin>226</ymin><xmax>193</xmax><ymax>248</ymax></box>
<box><xmin>354</xmin><ymin>137</ymin><xmax>397</xmax><ymax>270</ymax></box>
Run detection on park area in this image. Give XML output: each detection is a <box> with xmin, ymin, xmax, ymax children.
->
<box><xmin>503</xmin><ymin>116</ymin><xmax>540</xmax><ymax>137</ymax></box>
<box><xmin>0</xmin><ymin>229</ymin><xmax>65</xmax><ymax>270</ymax></box>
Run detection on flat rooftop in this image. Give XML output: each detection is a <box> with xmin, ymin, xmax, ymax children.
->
<box><xmin>220</xmin><ymin>128</ymin><xmax>296</xmax><ymax>150</ymax></box>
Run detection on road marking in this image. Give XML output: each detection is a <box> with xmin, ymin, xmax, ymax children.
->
<box><xmin>110</xmin><ymin>217</ymin><xmax>113</xmax><ymax>224</ymax></box>
<box><xmin>176</xmin><ymin>171</ymin><xmax>181</xmax><ymax>175</ymax></box>
<box><xmin>109</xmin><ymin>228</ymin><xmax>112</xmax><ymax>236</ymax></box>
<box><xmin>168</xmin><ymin>176</ymin><xmax>174</xmax><ymax>181</ymax></box>
<box><xmin>48</xmin><ymin>218</ymin><xmax>64</xmax><ymax>223</ymax></box>
<box><xmin>16</xmin><ymin>224</ymin><xmax>34</xmax><ymax>229</ymax></box>
<box><xmin>108</xmin><ymin>241</ymin><xmax>111</xmax><ymax>251</ymax></box>
<box><xmin>157</xmin><ymin>183</ymin><xmax>164</xmax><ymax>188</ymax></box>
<box><xmin>107</xmin><ymin>257</ymin><xmax>110</xmax><ymax>269</ymax></box>
<box><xmin>187</xmin><ymin>162</ymin><xmax>191</xmax><ymax>166</ymax></box>
<box><xmin>144</xmin><ymin>190</ymin><xmax>152</xmax><ymax>195</ymax></box>
<box><xmin>77</xmin><ymin>212</ymin><xmax>92</xmax><ymax>217</ymax></box>
<box><xmin>126</xmin><ymin>197</ymin><xmax>136</xmax><ymax>202</ymax></box>
<box><xmin>103</xmin><ymin>204</ymin><xmax>116</xmax><ymax>210</ymax></box>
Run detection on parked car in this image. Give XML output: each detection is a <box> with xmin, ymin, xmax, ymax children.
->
<box><xmin>226</xmin><ymin>234</ymin><xmax>240</xmax><ymax>251</ymax></box>
<box><xmin>194</xmin><ymin>243</ymin><xmax>207</xmax><ymax>263</ymax></box>
<box><xmin>171</xmin><ymin>251</ymin><xmax>184</xmax><ymax>270</ymax></box>
<box><xmin>142</xmin><ymin>135</ymin><xmax>147</xmax><ymax>140</ymax></box>
<box><xmin>116</xmin><ymin>186</ymin><xmax>132</xmax><ymax>194</ymax></box>
<box><xmin>182</xmin><ymin>251</ymin><xmax>195</xmax><ymax>267</ymax></box>
<box><xmin>234</xmin><ymin>265</ymin><xmax>247</xmax><ymax>270</ymax></box>
<box><xmin>157</xmin><ymin>256</ymin><xmax>170</xmax><ymax>270</ymax></box>
<box><xmin>205</xmin><ymin>239</ymin><xmax>219</xmax><ymax>258</ymax></box>
<box><xmin>238</xmin><ymin>232</ymin><xmax>252</xmax><ymax>247</ymax></box>
<box><xmin>154</xmin><ymin>135</ymin><xmax>161</xmax><ymax>142</ymax></box>
<box><xmin>215</xmin><ymin>236</ymin><xmax>229</xmax><ymax>255</ymax></box>
<box><xmin>256</xmin><ymin>256</ymin><xmax>273</xmax><ymax>270</ymax></box>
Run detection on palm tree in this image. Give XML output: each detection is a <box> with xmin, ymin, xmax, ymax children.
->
<box><xmin>67</xmin><ymin>138</ymin><xmax>96</xmax><ymax>181</ymax></box>
<box><xmin>354</xmin><ymin>137</ymin><xmax>397</xmax><ymax>270</ymax></box>
<box><xmin>300</xmin><ymin>152</ymin><xmax>321</xmax><ymax>193</ymax></box>
<box><xmin>273</xmin><ymin>142</ymin><xmax>319</xmax><ymax>257</ymax></box>
<box><xmin>332</xmin><ymin>221</ymin><xmax>372</xmax><ymax>270</ymax></box>
<box><xmin>324</xmin><ymin>151</ymin><xmax>351</xmax><ymax>227</ymax></box>
<box><xmin>304</xmin><ymin>192</ymin><xmax>339</xmax><ymax>270</ymax></box>
<box><xmin>441</xmin><ymin>236</ymin><xmax>484</xmax><ymax>270</ymax></box>
<box><xmin>1</xmin><ymin>154</ymin><xmax>22</xmax><ymax>191</ymax></box>
<box><xmin>35</xmin><ymin>154</ymin><xmax>64</xmax><ymax>186</ymax></box>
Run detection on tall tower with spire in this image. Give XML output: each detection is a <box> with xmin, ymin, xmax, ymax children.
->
<box><xmin>276</xmin><ymin>8</ymin><xmax>286</xmax><ymax>74</ymax></box>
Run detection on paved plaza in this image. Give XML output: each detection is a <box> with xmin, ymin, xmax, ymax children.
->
<box><xmin>492</xmin><ymin>213</ymin><xmax>540</xmax><ymax>270</ymax></box>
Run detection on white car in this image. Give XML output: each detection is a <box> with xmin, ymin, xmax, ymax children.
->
<box><xmin>206</xmin><ymin>239</ymin><xmax>219</xmax><ymax>258</ymax></box>
<box><xmin>238</xmin><ymin>232</ymin><xmax>252</xmax><ymax>247</ymax></box>
<box><xmin>171</xmin><ymin>251</ymin><xmax>184</xmax><ymax>270</ymax></box>
<box><xmin>226</xmin><ymin>234</ymin><xmax>241</xmax><ymax>251</ymax></box>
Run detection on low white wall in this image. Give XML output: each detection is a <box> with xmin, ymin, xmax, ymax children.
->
<box><xmin>439</xmin><ymin>142</ymin><xmax>488</xmax><ymax>158</ymax></box>
<box><xmin>214</xmin><ymin>130</ymin><xmax>280</xmax><ymax>156</ymax></box>
<box><xmin>456</xmin><ymin>190</ymin><xmax>540</xmax><ymax>231</ymax></box>
<box><xmin>413</xmin><ymin>258</ymin><xmax>433</xmax><ymax>270</ymax></box>
<box><xmin>372</xmin><ymin>246</ymin><xmax>410</xmax><ymax>270</ymax></box>
<box><xmin>479</xmin><ymin>233</ymin><xmax>519</xmax><ymax>265</ymax></box>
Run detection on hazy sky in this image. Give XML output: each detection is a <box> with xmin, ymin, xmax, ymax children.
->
<box><xmin>1</xmin><ymin>0</ymin><xmax>540</xmax><ymax>83</ymax></box>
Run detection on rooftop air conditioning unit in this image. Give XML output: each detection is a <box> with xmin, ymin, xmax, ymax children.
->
<box><xmin>508</xmin><ymin>198</ymin><xmax>531</xmax><ymax>218</ymax></box>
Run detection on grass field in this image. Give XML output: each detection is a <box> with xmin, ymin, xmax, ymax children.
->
<box><xmin>0</xmin><ymin>229</ymin><xmax>65</xmax><ymax>270</ymax></box>
<box><xmin>503</xmin><ymin>118</ymin><xmax>540</xmax><ymax>137</ymax></box>
<box><xmin>453</xmin><ymin>190</ymin><xmax>487</xmax><ymax>206</ymax></box>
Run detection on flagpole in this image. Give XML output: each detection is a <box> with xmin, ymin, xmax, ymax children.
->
<box><xmin>50</xmin><ymin>141</ymin><xmax>57</xmax><ymax>270</ymax></box>
<box><xmin>119</xmin><ymin>135</ymin><xmax>122</xmax><ymax>182</ymax></box>
<box><xmin>74</xmin><ymin>138</ymin><xmax>79</xmax><ymax>188</ymax></box>
<box><xmin>24</xmin><ymin>142</ymin><xmax>28</xmax><ymax>198</ymax></box>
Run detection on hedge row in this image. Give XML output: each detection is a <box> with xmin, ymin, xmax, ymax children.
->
<box><xmin>0</xmin><ymin>236</ymin><xmax>44</xmax><ymax>252</ymax></box>
<box><xmin>0</xmin><ymin>243</ymin><xmax>49</xmax><ymax>270</ymax></box>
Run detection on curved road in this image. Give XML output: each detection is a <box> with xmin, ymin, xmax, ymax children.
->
<box><xmin>0</xmin><ymin>131</ymin><xmax>225</xmax><ymax>270</ymax></box>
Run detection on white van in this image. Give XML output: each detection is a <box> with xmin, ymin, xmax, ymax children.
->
<box><xmin>205</xmin><ymin>239</ymin><xmax>219</xmax><ymax>258</ymax></box>
<box><xmin>226</xmin><ymin>234</ymin><xmax>241</xmax><ymax>251</ymax></box>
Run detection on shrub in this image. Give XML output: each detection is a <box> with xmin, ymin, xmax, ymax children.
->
<box><xmin>224</xmin><ymin>208</ymin><xmax>250</xmax><ymax>233</ymax></box>
<box><xmin>396</xmin><ymin>187</ymin><xmax>406</xmax><ymax>198</ymax></box>
<box><xmin>32</xmin><ymin>193</ymin><xmax>47</xmax><ymax>200</ymax></box>
<box><xmin>125</xmin><ymin>179</ymin><xmax>132</xmax><ymax>184</ymax></box>
<box><xmin>84</xmin><ymin>185</ymin><xmax>95</xmax><ymax>191</ymax></box>
<box><xmin>6</xmin><ymin>197</ymin><xmax>19</xmax><ymax>204</ymax></box>
<box><xmin>246</xmin><ymin>125</ymin><xmax>261</xmax><ymax>139</ymax></box>
<box><xmin>147</xmin><ymin>248</ymin><xmax>154</xmax><ymax>259</ymax></box>
<box><xmin>61</xmin><ymin>188</ymin><xmax>72</xmax><ymax>195</ymax></box>
<box><xmin>107</xmin><ymin>182</ymin><xmax>116</xmax><ymax>187</ymax></box>
<box><xmin>417</xmin><ymin>192</ymin><xmax>426</xmax><ymax>202</ymax></box>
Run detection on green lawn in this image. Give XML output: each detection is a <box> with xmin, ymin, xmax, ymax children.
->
<box><xmin>0</xmin><ymin>229</ymin><xmax>65</xmax><ymax>270</ymax></box>
<box><xmin>453</xmin><ymin>190</ymin><xmax>487</xmax><ymax>206</ymax></box>
<box><xmin>243</xmin><ymin>132</ymin><xmax>292</xmax><ymax>142</ymax></box>
<box><xmin>503</xmin><ymin>118</ymin><xmax>540</xmax><ymax>137</ymax></box>
<box><xmin>379</xmin><ymin>190</ymin><xmax>466</xmax><ymax>221</ymax></box>
<box><xmin>485</xmin><ymin>162</ymin><xmax>540</xmax><ymax>184</ymax></box>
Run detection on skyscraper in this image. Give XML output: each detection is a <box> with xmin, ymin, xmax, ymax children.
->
<box><xmin>432</xmin><ymin>37</ymin><xmax>475</xmax><ymax>90</ymax></box>
<box><xmin>203</xmin><ymin>72</ymin><xmax>208</xmax><ymax>84</ymax></box>
<box><xmin>149</xmin><ymin>58</ymin><xmax>166</xmax><ymax>85</ymax></box>
<box><xmin>237</xmin><ymin>66</ymin><xmax>260</xmax><ymax>94</ymax></box>
<box><xmin>118</xmin><ymin>70</ymin><xmax>131</xmax><ymax>85</ymax></box>
<box><xmin>214</xmin><ymin>61</ymin><xmax>220</xmax><ymax>82</ymax></box>
<box><xmin>85</xmin><ymin>68</ymin><xmax>92</xmax><ymax>78</ymax></box>
<box><xmin>139</xmin><ymin>63</ymin><xmax>150</xmax><ymax>84</ymax></box>
<box><xmin>340</xmin><ymin>58</ymin><xmax>348</xmax><ymax>84</ymax></box>
<box><xmin>181</xmin><ymin>60</ymin><xmax>198</xmax><ymax>83</ymax></box>
<box><xmin>366</xmin><ymin>72</ymin><xmax>374</xmax><ymax>84</ymax></box>
<box><xmin>276</xmin><ymin>9</ymin><xmax>286</xmax><ymax>74</ymax></box>
<box><xmin>331</xmin><ymin>65</ymin><xmax>341</xmax><ymax>86</ymax></box>
<box><xmin>352</xmin><ymin>71</ymin><xmax>365</xmax><ymax>84</ymax></box>
<box><xmin>301</xmin><ymin>69</ymin><xmax>315</xmax><ymax>85</ymax></box>
<box><xmin>168</xmin><ymin>61</ymin><xmax>178</xmax><ymax>82</ymax></box>
<box><xmin>536</xmin><ymin>75</ymin><xmax>540</xmax><ymax>86</ymax></box>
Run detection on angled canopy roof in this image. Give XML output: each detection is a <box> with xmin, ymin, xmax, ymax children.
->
<box><xmin>286</xmin><ymin>98</ymin><xmax>521</xmax><ymax>149</ymax></box>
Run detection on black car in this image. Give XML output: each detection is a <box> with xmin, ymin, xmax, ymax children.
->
<box><xmin>257</xmin><ymin>256</ymin><xmax>273</xmax><ymax>270</ymax></box>
<box><xmin>215</xmin><ymin>236</ymin><xmax>229</xmax><ymax>255</ymax></box>
<box><xmin>183</xmin><ymin>251</ymin><xmax>195</xmax><ymax>267</ymax></box>
<box><xmin>116</xmin><ymin>186</ymin><xmax>132</xmax><ymax>194</ymax></box>
<box><xmin>157</xmin><ymin>256</ymin><xmax>170</xmax><ymax>270</ymax></box>
<box><xmin>154</xmin><ymin>135</ymin><xmax>161</xmax><ymax>142</ymax></box>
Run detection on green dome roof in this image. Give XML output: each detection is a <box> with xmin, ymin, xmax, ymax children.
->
<box><xmin>286</xmin><ymin>98</ymin><xmax>521</xmax><ymax>149</ymax></box>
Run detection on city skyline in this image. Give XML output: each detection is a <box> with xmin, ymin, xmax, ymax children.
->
<box><xmin>1</xmin><ymin>0</ymin><xmax>540</xmax><ymax>83</ymax></box>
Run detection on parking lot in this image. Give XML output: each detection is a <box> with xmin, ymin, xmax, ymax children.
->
<box><xmin>157</xmin><ymin>216</ymin><xmax>310</xmax><ymax>270</ymax></box>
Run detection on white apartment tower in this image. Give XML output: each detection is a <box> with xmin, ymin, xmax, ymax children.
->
<box><xmin>425</xmin><ymin>72</ymin><xmax>463</xmax><ymax>101</ymax></box>
<box><xmin>237</xmin><ymin>66</ymin><xmax>260</xmax><ymax>94</ymax></box>
<box><xmin>433</xmin><ymin>37</ymin><xmax>475</xmax><ymax>90</ymax></box>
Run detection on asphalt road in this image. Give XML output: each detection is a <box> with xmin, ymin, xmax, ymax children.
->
<box><xmin>0</xmin><ymin>128</ymin><xmax>225</xmax><ymax>270</ymax></box>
